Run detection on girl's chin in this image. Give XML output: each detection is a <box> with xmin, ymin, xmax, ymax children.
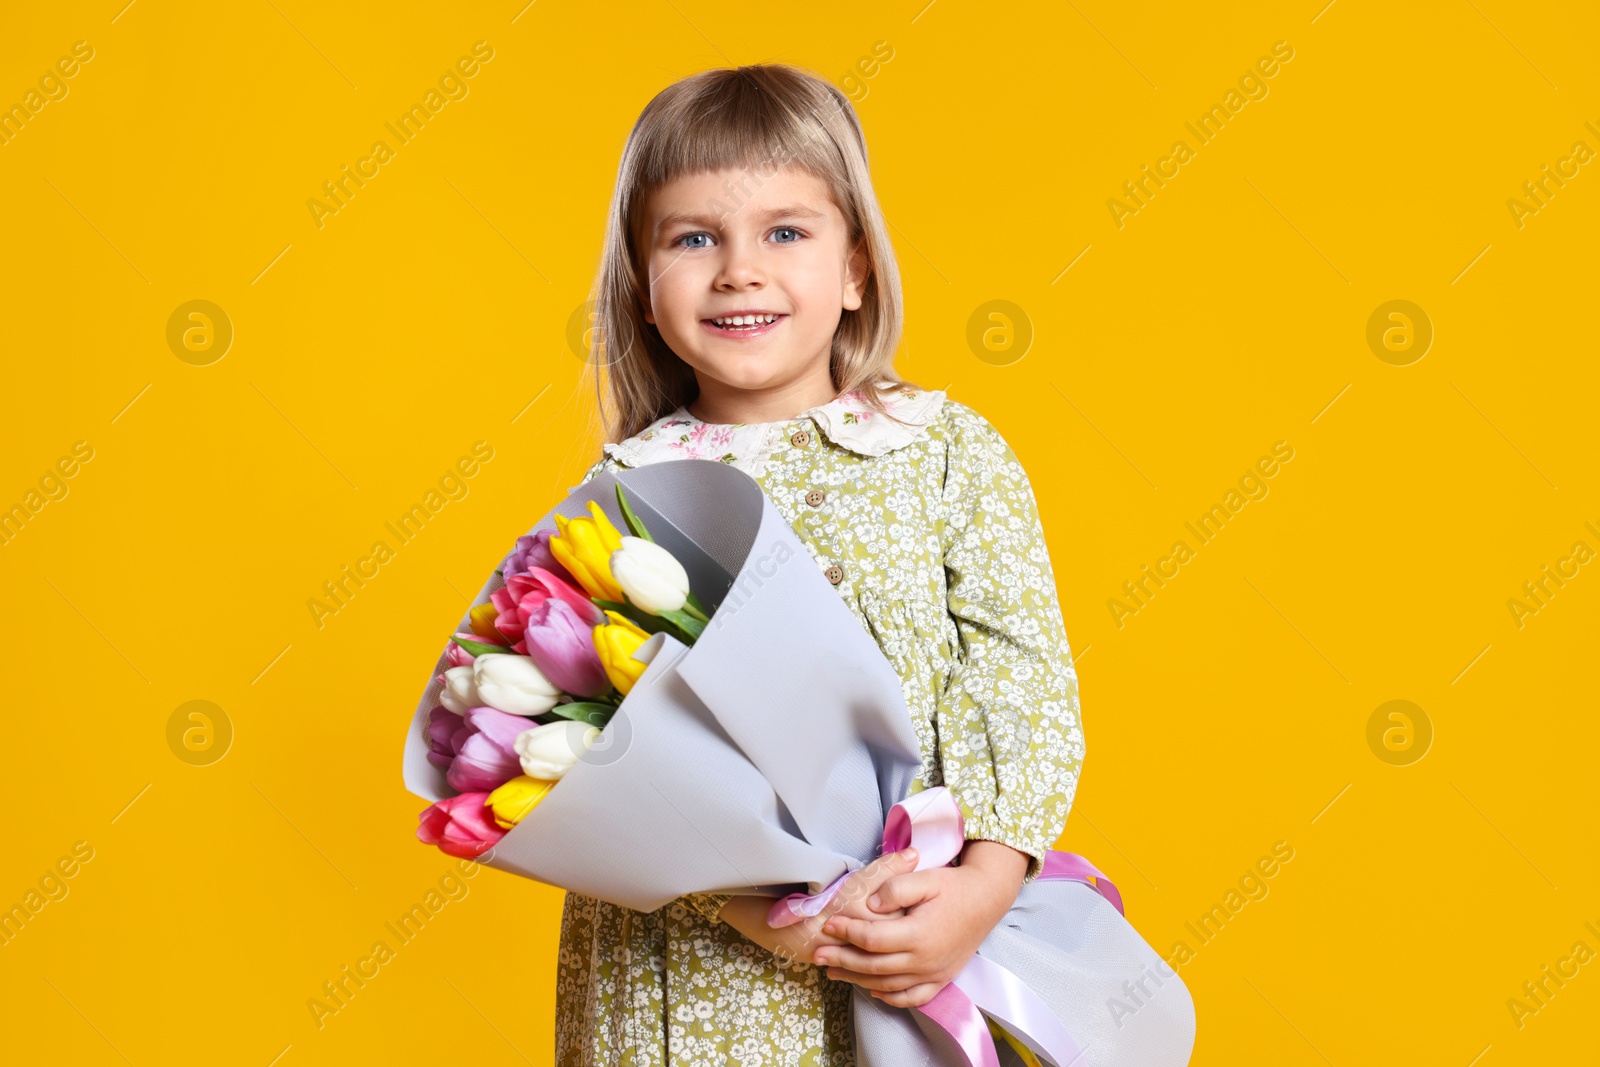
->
<box><xmin>689</xmin><ymin>360</ymin><xmax>824</xmax><ymax>395</ymax></box>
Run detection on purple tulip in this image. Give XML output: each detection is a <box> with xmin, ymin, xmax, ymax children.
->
<box><xmin>446</xmin><ymin>706</ymin><xmax>533</xmax><ymax>793</ymax></box>
<box><xmin>504</xmin><ymin>531</ymin><xmax>569</xmax><ymax>582</ymax></box>
<box><xmin>523</xmin><ymin>598</ymin><xmax>612</xmax><ymax>698</ymax></box>
<box><xmin>426</xmin><ymin>706</ymin><xmax>468</xmax><ymax>769</ymax></box>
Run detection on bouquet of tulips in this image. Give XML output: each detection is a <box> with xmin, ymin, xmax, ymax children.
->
<box><xmin>416</xmin><ymin>485</ymin><xmax>714</xmax><ymax>859</ymax></box>
<box><xmin>403</xmin><ymin>458</ymin><xmax>927</xmax><ymax>909</ymax></box>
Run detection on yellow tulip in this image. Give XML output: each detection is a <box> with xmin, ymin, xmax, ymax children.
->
<box><xmin>469</xmin><ymin>602</ymin><xmax>502</xmax><ymax>641</ymax></box>
<box><xmin>551</xmin><ymin>502</ymin><xmax>625</xmax><ymax>602</ymax></box>
<box><xmin>593</xmin><ymin>610</ymin><xmax>650</xmax><ymax>695</ymax></box>
<box><xmin>987</xmin><ymin>1018</ymin><xmax>1043</xmax><ymax>1067</ymax></box>
<box><xmin>486</xmin><ymin>775</ymin><xmax>557</xmax><ymax>830</ymax></box>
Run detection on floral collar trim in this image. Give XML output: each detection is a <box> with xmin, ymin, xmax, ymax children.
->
<box><xmin>603</xmin><ymin>382</ymin><xmax>947</xmax><ymax>474</ymax></box>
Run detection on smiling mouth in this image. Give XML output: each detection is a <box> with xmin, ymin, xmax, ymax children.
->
<box><xmin>701</xmin><ymin>313</ymin><xmax>786</xmax><ymax>337</ymax></box>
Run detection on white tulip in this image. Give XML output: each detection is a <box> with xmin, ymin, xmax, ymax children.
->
<box><xmin>439</xmin><ymin>665</ymin><xmax>479</xmax><ymax>713</ymax></box>
<box><xmin>611</xmin><ymin>536</ymin><xmax>690</xmax><ymax>615</ymax></box>
<box><xmin>471</xmin><ymin>653</ymin><xmax>561</xmax><ymax>716</ymax></box>
<box><xmin>515</xmin><ymin>721</ymin><xmax>601</xmax><ymax>780</ymax></box>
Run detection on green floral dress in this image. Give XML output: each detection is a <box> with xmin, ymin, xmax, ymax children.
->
<box><xmin>555</xmin><ymin>383</ymin><xmax>1085</xmax><ymax>1067</ymax></box>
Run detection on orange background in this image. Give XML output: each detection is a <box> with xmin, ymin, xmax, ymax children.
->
<box><xmin>3</xmin><ymin>1</ymin><xmax>1597</xmax><ymax>1063</ymax></box>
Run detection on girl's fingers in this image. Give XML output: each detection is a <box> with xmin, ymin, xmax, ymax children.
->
<box><xmin>835</xmin><ymin>849</ymin><xmax>918</xmax><ymax>913</ymax></box>
<box><xmin>783</xmin><ymin>932</ymin><xmax>846</xmax><ymax>959</ymax></box>
<box><xmin>865</xmin><ymin>869</ymin><xmax>936</xmax><ymax>913</ymax></box>
<box><xmin>824</xmin><ymin>964</ymin><xmax>922</xmax><ymax>991</ymax></box>
<box><xmin>872</xmin><ymin>981</ymin><xmax>947</xmax><ymax>1007</ymax></box>
<box><xmin>816</xmin><ymin>939</ymin><xmax>918</xmax><ymax>974</ymax></box>
<box><xmin>821</xmin><ymin>913</ymin><xmax>921</xmax><ymax>954</ymax></box>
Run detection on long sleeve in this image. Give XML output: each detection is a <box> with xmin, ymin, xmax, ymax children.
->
<box><xmin>933</xmin><ymin>407</ymin><xmax>1086</xmax><ymax>885</ymax></box>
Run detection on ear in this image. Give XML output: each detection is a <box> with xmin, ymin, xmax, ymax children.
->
<box><xmin>842</xmin><ymin>239</ymin><xmax>869</xmax><ymax>312</ymax></box>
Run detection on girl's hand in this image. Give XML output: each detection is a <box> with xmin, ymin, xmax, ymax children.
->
<box><xmin>812</xmin><ymin>840</ymin><xmax>1028</xmax><ymax>1007</ymax></box>
<box><xmin>718</xmin><ymin>847</ymin><xmax>920</xmax><ymax>968</ymax></box>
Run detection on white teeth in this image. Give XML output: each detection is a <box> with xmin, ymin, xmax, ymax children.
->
<box><xmin>712</xmin><ymin>313</ymin><xmax>778</xmax><ymax>327</ymax></box>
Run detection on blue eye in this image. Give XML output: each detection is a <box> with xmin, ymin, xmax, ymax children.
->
<box><xmin>772</xmin><ymin>227</ymin><xmax>801</xmax><ymax>243</ymax></box>
<box><xmin>677</xmin><ymin>232</ymin><xmax>713</xmax><ymax>250</ymax></box>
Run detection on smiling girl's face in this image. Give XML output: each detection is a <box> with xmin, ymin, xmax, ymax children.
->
<box><xmin>638</xmin><ymin>166</ymin><xmax>868</xmax><ymax>424</ymax></box>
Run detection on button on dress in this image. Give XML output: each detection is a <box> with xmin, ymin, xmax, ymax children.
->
<box><xmin>554</xmin><ymin>383</ymin><xmax>1085</xmax><ymax>1067</ymax></box>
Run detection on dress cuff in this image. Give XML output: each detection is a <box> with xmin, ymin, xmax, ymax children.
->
<box><xmin>679</xmin><ymin>891</ymin><xmax>734</xmax><ymax>924</ymax></box>
<box><xmin>961</xmin><ymin>816</ymin><xmax>1049</xmax><ymax>886</ymax></box>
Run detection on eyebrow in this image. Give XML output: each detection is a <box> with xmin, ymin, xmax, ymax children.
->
<box><xmin>653</xmin><ymin>204</ymin><xmax>826</xmax><ymax>235</ymax></box>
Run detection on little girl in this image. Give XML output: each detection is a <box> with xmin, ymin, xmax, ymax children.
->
<box><xmin>557</xmin><ymin>64</ymin><xmax>1084</xmax><ymax>1066</ymax></box>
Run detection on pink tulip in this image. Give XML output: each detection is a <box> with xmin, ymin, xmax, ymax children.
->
<box><xmin>417</xmin><ymin>792</ymin><xmax>505</xmax><ymax>859</ymax></box>
<box><xmin>524</xmin><ymin>598</ymin><xmax>612</xmax><ymax>698</ymax></box>
<box><xmin>446</xmin><ymin>706</ymin><xmax>533</xmax><ymax>793</ymax></box>
<box><xmin>444</xmin><ymin>641</ymin><xmax>475</xmax><ymax>669</ymax></box>
<box><xmin>490</xmin><ymin>566</ymin><xmax>604</xmax><ymax>646</ymax></box>
<box><xmin>504</xmin><ymin>531</ymin><xmax>569</xmax><ymax>582</ymax></box>
<box><xmin>426</xmin><ymin>707</ymin><xmax>468</xmax><ymax>769</ymax></box>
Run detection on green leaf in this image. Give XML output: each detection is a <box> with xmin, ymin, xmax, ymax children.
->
<box><xmin>616</xmin><ymin>484</ymin><xmax>655</xmax><ymax>542</ymax></box>
<box><xmin>452</xmin><ymin>636</ymin><xmax>514</xmax><ymax>657</ymax></box>
<box><xmin>546</xmin><ymin>701</ymin><xmax>615</xmax><ymax>728</ymax></box>
<box><xmin>598</xmin><ymin>592</ymin><xmax>704</xmax><ymax>643</ymax></box>
<box><xmin>657</xmin><ymin>607</ymin><xmax>705</xmax><ymax>641</ymax></box>
<box><xmin>596</xmin><ymin>595</ymin><xmax>677</xmax><ymax>636</ymax></box>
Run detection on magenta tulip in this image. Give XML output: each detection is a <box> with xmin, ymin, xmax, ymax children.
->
<box><xmin>523</xmin><ymin>598</ymin><xmax>612</xmax><ymax>698</ymax></box>
<box><xmin>416</xmin><ymin>792</ymin><xmax>505</xmax><ymax>859</ymax></box>
<box><xmin>426</xmin><ymin>707</ymin><xmax>468</xmax><ymax>769</ymax></box>
<box><xmin>490</xmin><ymin>566</ymin><xmax>604</xmax><ymax>646</ymax></box>
<box><xmin>446</xmin><ymin>706</ymin><xmax>533</xmax><ymax>793</ymax></box>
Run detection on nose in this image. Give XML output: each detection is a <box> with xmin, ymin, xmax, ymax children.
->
<box><xmin>713</xmin><ymin>231</ymin><xmax>766</xmax><ymax>292</ymax></box>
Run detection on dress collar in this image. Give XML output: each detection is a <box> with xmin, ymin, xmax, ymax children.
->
<box><xmin>603</xmin><ymin>381</ymin><xmax>947</xmax><ymax>474</ymax></box>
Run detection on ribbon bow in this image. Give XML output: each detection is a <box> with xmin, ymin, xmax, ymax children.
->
<box><xmin>767</xmin><ymin>786</ymin><xmax>1123</xmax><ymax>1067</ymax></box>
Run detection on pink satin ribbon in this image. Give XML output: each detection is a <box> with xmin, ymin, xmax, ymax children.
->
<box><xmin>765</xmin><ymin>787</ymin><xmax>1124</xmax><ymax>1067</ymax></box>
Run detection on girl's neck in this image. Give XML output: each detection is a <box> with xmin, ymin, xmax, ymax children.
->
<box><xmin>685</xmin><ymin>371</ymin><xmax>840</xmax><ymax>426</ymax></box>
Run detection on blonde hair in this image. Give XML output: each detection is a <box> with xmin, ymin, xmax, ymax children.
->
<box><xmin>584</xmin><ymin>64</ymin><xmax>919</xmax><ymax>443</ymax></box>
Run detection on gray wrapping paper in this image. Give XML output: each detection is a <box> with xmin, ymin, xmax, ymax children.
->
<box><xmin>401</xmin><ymin>459</ymin><xmax>922</xmax><ymax>912</ymax></box>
